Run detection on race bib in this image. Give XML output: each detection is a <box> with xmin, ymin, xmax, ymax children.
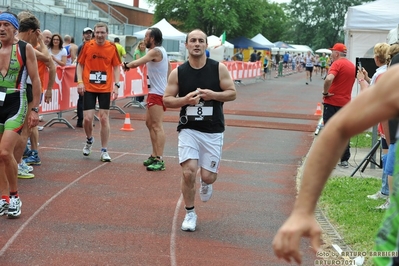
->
<box><xmin>89</xmin><ymin>71</ymin><xmax>107</xmax><ymax>84</ymax></box>
<box><xmin>0</xmin><ymin>87</ymin><xmax>6</xmax><ymax>107</ymax></box>
<box><xmin>187</xmin><ymin>101</ymin><xmax>213</xmax><ymax>122</ymax></box>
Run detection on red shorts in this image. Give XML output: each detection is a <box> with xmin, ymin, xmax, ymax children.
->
<box><xmin>147</xmin><ymin>93</ymin><xmax>166</xmax><ymax>111</ymax></box>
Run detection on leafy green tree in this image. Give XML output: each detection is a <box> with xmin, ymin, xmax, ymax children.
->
<box><xmin>282</xmin><ymin>0</ymin><xmax>374</xmax><ymax>49</ymax></box>
<box><xmin>147</xmin><ymin>0</ymin><xmax>287</xmax><ymax>41</ymax></box>
<box><xmin>258</xmin><ymin>2</ymin><xmax>288</xmax><ymax>42</ymax></box>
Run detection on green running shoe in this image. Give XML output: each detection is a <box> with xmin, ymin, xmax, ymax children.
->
<box><xmin>143</xmin><ymin>155</ymin><xmax>156</xmax><ymax>166</ymax></box>
<box><xmin>146</xmin><ymin>160</ymin><xmax>165</xmax><ymax>171</ymax></box>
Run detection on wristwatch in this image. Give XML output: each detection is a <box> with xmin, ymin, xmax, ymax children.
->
<box><xmin>31</xmin><ymin>107</ymin><xmax>39</xmax><ymax>113</ymax></box>
<box><xmin>114</xmin><ymin>82</ymin><xmax>120</xmax><ymax>88</ymax></box>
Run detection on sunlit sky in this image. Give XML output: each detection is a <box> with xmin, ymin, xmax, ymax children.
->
<box><xmin>110</xmin><ymin>0</ymin><xmax>291</xmax><ymax>13</ymax></box>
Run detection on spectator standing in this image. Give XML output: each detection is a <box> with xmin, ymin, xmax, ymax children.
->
<box><xmin>275</xmin><ymin>51</ymin><xmax>280</xmax><ymax>70</ymax></box>
<box><xmin>322</xmin><ymin>43</ymin><xmax>355</xmax><ymax>168</ymax></box>
<box><xmin>63</xmin><ymin>34</ymin><xmax>78</xmax><ymax>66</ymax></box>
<box><xmin>163</xmin><ymin>29</ymin><xmax>236</xmax><ymax>232</ymax></box>
<box><xmin>76</xmin><ymin>22</ymin><xmax>121</xmax><ymax>162</ymax></box>
<box><xmin>357</xmin><ymin>42</ymin><xmax>392</xmax><ymax>209</ymax></box>
<box><xmin>291</xmin><ymin>53</ymin><xmax>297</xmax><ymax>72</ymax></box>
<box><xmin>262</xmin><ymin>54</ymin><xmax>269</xmax><ymax>80</ymax></box>
<box><xmin>250</xmin><ymin>50</ymin><xmax>257</xmax><ymax>62</ymax></box>
<box><xmin>133</xmin><ymin>40</ymin><xmax>147</xmax><ymax>105</ymax></box>
<box><xmin>42</xmin><ymin>29</ymin><xmax>52</xmax><ymax>47</ymax></box>
<box><xmin>123</xmin><ymin>27</ymin><xmax>171</xmax><ymax>171</ymax></box>
<box><xmin>75</xmin><ymin>27</ymin><xmax>93</xmax><ymax>128</ymax></box>
<box><xmin>114</xmin><ymin>37</ymin><xmax>126</xmax><ymax>61</ymax></box>
<box><xmin>232</xmin><ymin>48</ymin><xmax>244</xmax><ymax>84</ymax></box>
<box><xmin>256</xmin><ymin>51</ymin><xmax>262</xmax><ymax>61</ymax></box>
<box><xmin>275</xmin><ymin>54</ymin><xmax>283</xmax><ymax>78</ymax></box>
<box><xmin>320</xmin><ymin>53</ymin><xmax>327</xmax><ymax>77</ymax></box>
<box><xmin>295</xmin><ymin>53</ymin><xmax>302</xmax><ymax>72</ymax></box>
<box><xmin>283</xmin><ymin>51</ymin><xmax>289</xmax><ymax>69</ymax></box>
<box><xmin>49</xmin><ymin>33</ymin><xmax>67</xmax><ymax>66</ymax></box>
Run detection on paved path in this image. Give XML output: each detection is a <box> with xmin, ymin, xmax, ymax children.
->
<box><xmin>1</xmin><ymin>71</ymin><xmax>333</xmax><ymax>265</ymax></box>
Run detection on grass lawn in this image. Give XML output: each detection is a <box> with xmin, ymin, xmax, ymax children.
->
<box><xmin>318</xmin><ymin>176</ymin><xmax>386</xmax><ymax>265</ymax></box>
<box><xmin>350</xmin><ymin>131</ymin><xmax>373</xmax><ymax>148</ymax></box>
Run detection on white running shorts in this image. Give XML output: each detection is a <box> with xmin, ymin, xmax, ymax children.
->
<box><xmin>178</xmin><ymin>129</ymin><xmax>223</xmax><ymax>173</ymax></box>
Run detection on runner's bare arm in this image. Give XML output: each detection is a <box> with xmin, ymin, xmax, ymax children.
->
<box><xmin>25</xmin><ymin>43</ymin><xmax>41</xmax><ymax>127</ymax></box>
<box><xmin>125</xmin><ymin>48</ymin><xmax>162</xmax><ymax>69</ymax></box>
<box><xmin>35</xmin><ymin>30</ymin><xmax>51</xmax><ymax>62</ymax></box>
<box><xmin>273</xmin><ymin>64</ymin><xmax>399</xmax><ymax>264</ymax></box>
<box><xmin>112</xmin><ymin>65</ymin><xmax>120</xmax><ymax>100</ymax></box>
<box><xmin>44</xmin><ymin>58</ymin><xmax>56</xmax><ymax>103</ymax></box>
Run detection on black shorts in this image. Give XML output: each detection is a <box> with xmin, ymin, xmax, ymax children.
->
<box><xmin>306</xmin><ymin>66</ymin><xmax>314</xmax><ymax>73</ymax></box>
<box><xmin>83</xmin><ymin>91</ymin><xmax>111</xmax><ymax>111</ymax></box>
<box><xmin>26</xmin><ymin>84</ymin><xmax>33</xmax><ymax>103</ymax></box>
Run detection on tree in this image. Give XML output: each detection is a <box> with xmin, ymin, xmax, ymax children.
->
<box><xmin>282</xmin><ymin>0</ymin><xmax>375</xmax><ymax>49</ymax></box>
<box><xmin>147</xmin><ymin>0</ymin><xmax>287</xmax><ymax>41</ymax></box>
<box><xmin>259</xmin><ymin>2</ymin><xmax>288</xmax><ymax>42</ymax></box>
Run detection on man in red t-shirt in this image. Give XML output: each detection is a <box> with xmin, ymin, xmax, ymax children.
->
<box><xmin>322</xmin><ymin>43</ymin><xmax>355</xmax><ymax>168</ymax></box>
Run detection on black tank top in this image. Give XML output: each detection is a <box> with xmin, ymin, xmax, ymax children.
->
<box><xmin>177</xmin><ymin>58</ymin><xmax>225</xmax><ymax>133</ymax></box>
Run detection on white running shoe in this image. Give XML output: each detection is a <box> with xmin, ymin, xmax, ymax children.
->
<box><xmin>181</xmin><ymin>212</ymin><xmax>197</xmax><ymax>231</ymax></box>
<box><xmin>0</xmin><ymin>199</ymin><xmax>9</xmax><ymax>216</ymax></box>
<box><xmin>199</xmin><ymin>179</ymin><xmax>213</xmax><ymax>202</ymax></box>
<box><xmin>101</xmin><ymin>151</ymin><xmax>111</xmax><ymax>162</ymax></box>
<box><xmin>18</xmin><ymin>168</ymin><xmax>35</xmax><ymax>179</ymax></box>
<box><xmin>7</xmin><ymin>196</ymin><xmax>22</xmax><ymax>218</ymax></box>
<box><xmin>367</xmin><ymin>191</ymin><xmax>389</xmax><ymax>200</ymax></box>
<box><xmin>19</xmin><ymin>160</ymin><xmax>33</xmax><ymax>173</ymax></box>
<box><xmin>83</xmin><ymin>138</ymin><xmax>94</xmax><ymax>156</ymax></box>
<box><xmin>376</xmin><ymin>199</ymin><xmax>390</xmax><ymax>210</ymax></box>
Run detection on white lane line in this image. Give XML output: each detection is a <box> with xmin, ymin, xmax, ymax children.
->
<box><xmin>0</xmin><ymin>153</ymin><xmax>126</xmax><ymax>257</ymax></box>
<box><xmin>170</xmin><ymin>194</ymin><xmax>183</xmax><ymax>266</ymax></box>
<box><xmin>39</xmin><ymin>147</ymin><xmax>294</xmax><ymax>166</ymax></box>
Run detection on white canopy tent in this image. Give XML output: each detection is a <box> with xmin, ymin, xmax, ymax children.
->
<box><xmin>387</xmin><ymin>25</ymin><xmax>399</xmax><ymax>44</ymax></box>
<box><xmin>270</xmin><ymin>44</ymin><xmax>312</xmax><ymax>55</ymax></box>
<box><xmin>207</xmin><ymin>35</ymin><xmax>234</xmax><ymax>48</ymax></box>
<box><xmin>343</xmin><ymin>0</ymin><xmax>399</xmax><ymax>63</ymax></box>
<box><xmin>251</xmin><ymin>34</ymin><xmax>275</xmax><ymax>48</ymax></box>
<box><xmin>133</xmin><ymin>18</ymin><xmax>187</xmax><ymax>41</ymax></box>
<box><xmin>207</xmin><ymin>35</ymin><xmax>234</xmax><ymax>61</ymax></box>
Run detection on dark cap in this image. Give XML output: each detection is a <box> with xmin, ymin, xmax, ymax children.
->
<box><xmin>114</xmin><ymin>37</ymin><xmax>120</xmax><ymax>42</ymax></box>
<box><xmin>83</xmin><ymin>27</ymin><xmax>93</xmax><ymax>33</ymax></box>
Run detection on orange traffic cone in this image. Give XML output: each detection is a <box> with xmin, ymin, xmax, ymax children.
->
<box><xmin>314</xmin><ymin>103</ymin><xmax>322</xmax><ymax>116</ymax></box>
<box><xmin>120</xmin><ymin>113</ymin><xmax>134</xmax><ymax>131</ymax></box>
